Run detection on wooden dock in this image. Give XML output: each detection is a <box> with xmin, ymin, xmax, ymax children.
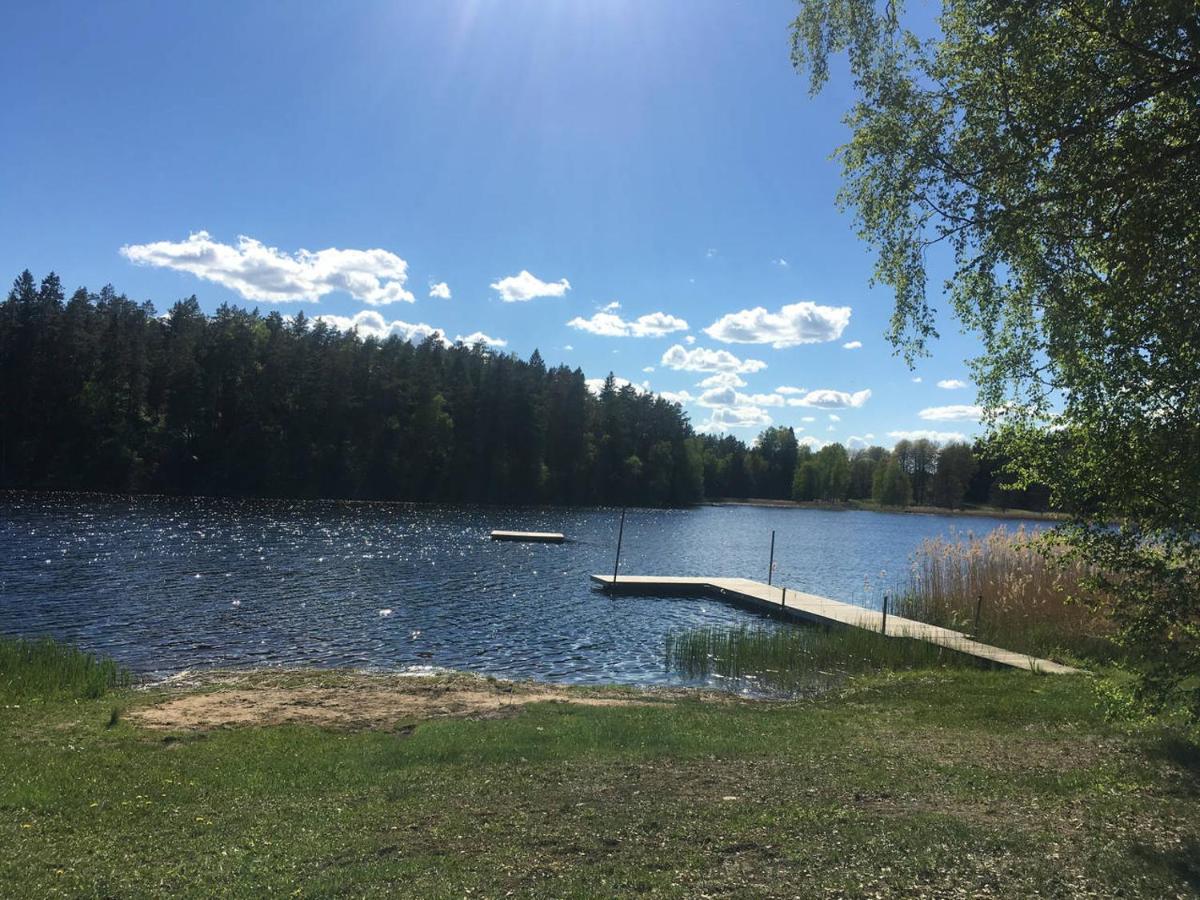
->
<box><xmin>590</xmin><ymin>574</ymin><xmax>1080</xmax><ymax>675</ymax></box>
<box><xmin>491</xmin><ymin>530</ymin><xmax>565</xmax><ymax>543</ymax></box>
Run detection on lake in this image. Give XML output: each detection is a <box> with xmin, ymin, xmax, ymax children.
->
<box><xmin>0</xmin><ymin>494</ymin><xmax>1045</xmax><ymax>687</ymax></box>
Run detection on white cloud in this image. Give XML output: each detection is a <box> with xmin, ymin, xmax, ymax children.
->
<box><xmin>601</xmin><ymin>301</ymin><xmax>621</xmax><ymax>311</ymax></box>
<box><xmin>567</xmin><ymin>310</ymin><xmax>689</xmax><ymax>338</ymax></box>
<box><xmin>658</xmin><ymin>390</ymin><xmax>696</xmax><ymax>405</ymax></box>
<box><xmin>490</xmin><ymin>270</ymin><xmax>571</xmax><ymax>302</ymax></box>
<box><xmin>697</xmin><ymin>405</ymin><xmax>774</xmax><ymax>432</ymax></box>
<box><xmin>846</xmin><ymin>435</ymin><xmax>872</xmax><ymax>450</ymax></box>
<box><xmin>697</xmin><ymin>386</ymin><xmax>739</xmax><ymax>408</ymax></box>
<box><xmin>827</xmin><ymin>425</ymin><xmax>836</xmax><ymax>432</ymax></box>
<box><xmin>684</xmin><ymin>335</ymin><xmax>696</xmax><ymax>345</ymax></box>
<box><xmin>563</xmin><ymin>344</ymin><xmax>574</xmax><ymax>351</ymax></box>
<box><xmin>798</xmin><ymin>435</ymin><xmax>825</xmax><ymax>449</ymax></box>
<box><xmin>919</xmin><ymin>404</ymin><xmax>983</xmax><ymax>421</ymax></box>
<box><xmin>773</xmin><ymin>258</ymin><xmax>789</xmax><ymax>268</ymax></box>
<box><xmin>456</xmin><ymin>331</ymin><xmax>507</xmax><ymax>348</ymax></box>
<box><xmin>315</xmin><ymin>310</ymin><xmax>446</xmax><ymax>344</ymax></box>
<box><xmin>842</xmin><ymin>340</ymin><xmax>862</xmax><ymax>350</ymax></box>
<box><xmin>696</xmin><ymin>384</ymin><xmax>785</xmax><ymax>411</ymax></box>
<box><xmin>642</xmin><ymin>366</ymin><xmax>655</xmax><ymax>373</ymax></box>
<box><xmin>742</xmin><ymin>393</ymin><xmax>785</xmax><ymax>407</ymax></box>
<box><xmin>705</xmin><ymin>248</ymin><xmax>718</xmax><ymax>258</ymax></box>
<box><xmin>785</xmin><ymin>388</ymin><xmax>872</xmax><ymax>409</ymax></box>
<box><xmin>566</xmin><ymin>313</ymin><xmax>629</xmax><ymax>337</ymax></box>
<box><xmin>121</xmin><ymin>231</ymin><xmax>415</xmax><ymax>305</ymax></box>
<box><xmin>698</xmin><ymin>372</ymin><xmax>747</xmax><ymax>389</ymax></box>
<box><xmin>690</xmin><ymin>380</ymin><xmax>783</xmax><ymax>432</ymax></box>
<box><xmin>703</xmin><ymin>301</ymin><xmax>851</xmax><ymax>348</ymax></box>
<box><xmin>801</xmin><ymin>416</ymin><xmax>816</xmax><ymax>422</ymax></box>
<box><xmin>660</xmin><ymin>344</ymin><xmax>767</xmax><ymax>374</ymax></box>
<box><xmin>887</xmin><ymin>429</ymin><xmax>968</xmax><ymax>444</ymax></box>
<box><xmin>828</xmin><ymin>413</ymin><xmax>841</xmax><ymax>422</ymax></box>
<box><xmin>937</xmin><ymin>378</ymin><xmax>968</xmax><ymax>390</ymax></box>
<box><xmin>628</xmin><ymin>312</ymin><xmax>689</xmax><ymax>336</ymax></box>
<box><xmin>428</xmin><ymin>281</ymin><xmax>452</xmax><ymax>300</ymax></box>
<box><xmin>911</xmin><ymin>376</ymin><xmax>923</xmax><ymax>383</ymax></box>
<box><xmin>315</xmin><ymin>311</ymin><xmax>507</xmax><ymax>350</ymax></box>
<box><xmin>775</xmin><ymin>385</ymin><xmax>807</xmax><ymax>395</ymax></box>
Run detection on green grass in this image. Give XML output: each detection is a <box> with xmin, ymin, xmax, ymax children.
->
<box><xmin>0</xmin><ymin>634</ymin><xmax>130</xmax><ymax>702</ymax></box>
<box><xmin>2</xmin><ymin>660</ymin><xmax>1198</xmax><ymax>897</ymax></box>
<box><xmin>665</xmin><ymin>622</ymin><xmax>984</xmax><ymax>694</ymax></box>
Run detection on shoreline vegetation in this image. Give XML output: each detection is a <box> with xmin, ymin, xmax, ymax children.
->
<box><xmin>706</xmin><ymin>496</ymin><xmax>1063</xmax><ymax>520</ymax></box>
<box><xmin>1</xmin><ymin>487</ymin><xmax>1057</xmax><ymax>521</ymax></box>
<box><xmin>0</xmin><ymin>473</ymin><xmax>1053</xmax><ymax>524</ymax></box>
<box><xmin>898</xmin><ymin>528</ymin><xmax>1117</xmax><ymax>666</ymax></box>
<box><xmin>2</xmin><ymin>645</ymin><xmax>1198</xmax><ymax>895</ymax></box>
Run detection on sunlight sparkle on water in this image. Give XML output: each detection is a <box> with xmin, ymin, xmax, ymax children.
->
<box><xmin>0</xmin><ymin>495</ymin><xmax>1044</xmax><ymax>688</ymax></box>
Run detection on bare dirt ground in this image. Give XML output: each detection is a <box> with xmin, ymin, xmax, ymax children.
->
<box><xmin>128</xmin><ymin>669</ymin><xmax>684</xmax><ymax>731</ymax></box>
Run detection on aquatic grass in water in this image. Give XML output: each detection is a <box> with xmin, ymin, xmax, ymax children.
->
<box><xmin>0</xmin><ymin>635</ymin><xmax>130</xmax><ymax>701</ymax></box>
<box><xmin>895</xmin><ymin>527</ymin><xmax>1118</xmax><ymax>664</ymax></box>
<box><xmin>665</xmin><ymin>623</ymin><xmax>980</xmax><ymax>694</ymax></box>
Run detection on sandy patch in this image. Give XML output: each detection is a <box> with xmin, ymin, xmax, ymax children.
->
<box><xmin>129</xmin><ymin>671</ymin><xmax>663</xmax><ymax>732</ymax></box>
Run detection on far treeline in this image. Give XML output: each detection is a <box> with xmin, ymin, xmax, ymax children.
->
<box><xmin>699</xmin><ymin>429</ymin><xmax>1046</xmax><ymax>511</ymax></box>
<box><xmin>0</xmin><ymin>270</ymin><xmax>1035</xmax><ymax>511</ymax></box>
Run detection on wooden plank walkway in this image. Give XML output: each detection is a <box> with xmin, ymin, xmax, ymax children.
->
<box><xmin>491</xmin><ymin>530</ymin><xmax>565</xmax><ymax>543</ymax></box>
<box><xmin>590</xmin><ymin>574</ymin><xmax>1080</xmax><ymax>675</ymax></box>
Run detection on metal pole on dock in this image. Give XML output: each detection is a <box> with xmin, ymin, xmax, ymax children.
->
<box><xmin>781</xmin><ymin>586</ymin><xmax>787</xmax><ymax>610</ymax></box>
<box><xmin>881</xmin><ymin>594</ymin><xmax>889</xmax><ymax>635</ymax></box>
<box><xmin>974</xmin><ymin>594</ymin><xmax>983</xmax><ymax>637</ymax></box>
<box><xmin>611</xmin><ymin>507</ymin><xmax>626</xmax><ymax>588</ymax></box>
<box><xmin>767</xmin><ymin>530</ymin><xmax>776</xmax><ymax>585</ymax></box>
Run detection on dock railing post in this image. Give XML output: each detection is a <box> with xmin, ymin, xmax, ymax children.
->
<box><xmin>881</xmin><ymin>594</ymin><xmax>889</xmax><ymax>635</ymax></box>
<box><xmin>974</xmin><ymin>594</ymin><xmax>983</xmax><ymax>638</ymax></box>
<box><xmin>610</xmin><ymin>507</ymin><xmax>626</xmax><ymax>589</ymax></box>
<box><xmin>781</xmin><ymin>585</ymin><xmax>787</xmax><ymax>611</ymax></box>
<box><xmin>767</xmin><ymin>530</ymin><xmax>776</xmax><ymax>586</ymax></box>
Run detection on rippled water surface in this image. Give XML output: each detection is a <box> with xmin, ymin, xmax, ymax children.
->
<box><xmin>0</xmin><ymin>494</ymin><xmax>1045</xmax><ymax>686</ymax></box>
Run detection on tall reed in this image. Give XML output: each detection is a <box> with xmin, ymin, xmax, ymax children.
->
<box><xmin>0</xmin><ymin>635</ymin><xmax>131</xmax><ymax>701</ymax></box>
<box><xmin>895</xmin><ymin>527</ymin><xmax>1115</xmax><ymax>663</ymax></box>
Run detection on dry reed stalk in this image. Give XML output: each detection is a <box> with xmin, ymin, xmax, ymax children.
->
<box><xmin>897</xmin><ymin>526</ymin><xmax>1111</xmax><ymax>649</ymax></box>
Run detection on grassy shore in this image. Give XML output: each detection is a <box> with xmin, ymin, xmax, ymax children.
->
<box><xmin>2</xmin><ymin>657</ymin><xmax>1198</xmax><ymax>897</ymax></box>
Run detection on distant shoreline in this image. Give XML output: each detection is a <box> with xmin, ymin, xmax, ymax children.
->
<box><xmin>705</xmin><ymin>497</ymin><xmax>1064</xmax><ymax>521</ymax></box>
<box><xmin>1</xmin><ymin>488</ymin><xmax>1064</xmax><ymax>521</ymax></box>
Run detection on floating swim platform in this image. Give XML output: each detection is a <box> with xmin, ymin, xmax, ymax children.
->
<box><xmin>590</xmin><ymin>574</ymin><xmax>1080</xmax><ymax>675</ymax></box>
<box><xmin>491</xmin><ymin>530</ymin><xmax>565</xmax><ymax>543</ymax></box>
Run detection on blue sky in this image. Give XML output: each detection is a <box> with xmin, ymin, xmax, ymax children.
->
<box><xmin>0</xmin><ymin>0</ymin><xmax>982</xmax><ymax>447</ymax></box>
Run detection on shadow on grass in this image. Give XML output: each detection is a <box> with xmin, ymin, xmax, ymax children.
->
<box><xmin>1132</xmin><ymin>838</ymin><xmax>1200</xmax><ymax>893</ymax></box>
<box><xmin>1146</xmin><ymin>733</ymin><xmax>1200</xmax><ymax>795</ymax></box>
